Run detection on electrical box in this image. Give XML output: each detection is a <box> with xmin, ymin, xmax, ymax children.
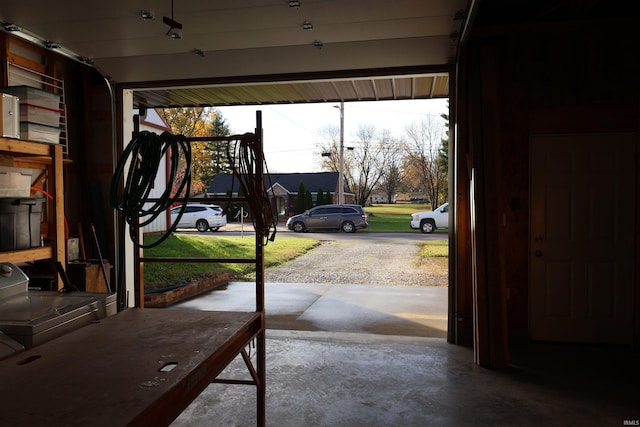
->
<box><xmin>0</xmin><ymin>93</ymin><xmax>20</xmax><ymax>139</ymax></box>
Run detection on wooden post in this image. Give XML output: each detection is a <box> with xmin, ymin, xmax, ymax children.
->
<box><xmin>52</xmin><ymin>144</ymin><xmax>65</xmax><ymax>290</ymax></box>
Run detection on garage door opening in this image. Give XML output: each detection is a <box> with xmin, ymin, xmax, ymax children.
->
<box><xmin>143</xmin><ymin>98</ymin><xmax>451</xmax><ymax>339</ymax></box>
<box><xmin>123</xmin><ymin>89</ymin><xmax>454</xmax><ymax>426</ymax></box>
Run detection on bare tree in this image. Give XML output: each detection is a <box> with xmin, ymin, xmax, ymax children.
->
<box><xmin>343</xmin><ymin>124</ymin><xmax>388</xmax><ymax>205</ymax></box>
<box><xmin>319</xmin><ymin>123</ymin><xmax>390</xmax><ymax>205</ymax></box>
<box><xmin>377</xmin><ymin>130</ymin><xmax>404</xmax><ymax>203</ymax></box>
<box><xmin>317</xmin><ymin>125</ymin><xmax>341</xmax><ymax>172</ymax></box>
<box><xmin>403</xmin><ymin>115</ymin><xmax>447</xmax><ymax>208</ymax></box>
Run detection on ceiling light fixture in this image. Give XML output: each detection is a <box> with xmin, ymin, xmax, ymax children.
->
<box><xmin>79</xmin><ymin>56</ymin><xmax>95</xmax><ymax>65</ymax></box>
<box><xmin>313</xmin><ymin>40</ymin><xmax>323</xmax><ymax>49</ymax></box>
<box><xmin>302</xmin><ymin>21</ymin><xmax>313</xmax><ymax>30</ymax></box>
<box><xmin>289</xmin><ymin>0</ymin><xmax>301</xmax><ymax>8</ymax></box>
<box><xmin>193</xmin><ymin>48</ymin><xmax>204</xmax><ymax>57</ymax></box>
<box><xmin>140</xmin><ymin>10</ymin><xmax>155</xmax><ymax>20</ymax></box>
<box><xmin>167</xmin><ymin>29</ymin><xmax>182</xmax><ymax>39</ymax></box>
<box><xmin>45</xmin><ymin>41</ymin><xmax>62</xmax><ymax>49</ymax></box>
<box><xmin>2</xmin><ymin>23</ymin><xmax>22</xmax><ymax>32</ymax></box>
<box><xmin>1</xmin><ymin>21</ymin><xmax>93</xmax><ymax>67</ymax></box>
<box><xmin>163</xmin><ymin>0</ymin><xmax>183</xmax><ymax>39</ymax></box>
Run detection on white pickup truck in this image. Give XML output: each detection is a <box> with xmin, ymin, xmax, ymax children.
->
<box><xmin>410</xmin><ymin>202</ymin><xmax>449</xmax><ymax>233</ymax></box>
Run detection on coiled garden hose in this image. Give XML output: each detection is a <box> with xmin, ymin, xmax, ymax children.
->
<box><xmin>109</xmin><ymin>131</ymin><xmax>191</xmax><ymax>309</ymax></box>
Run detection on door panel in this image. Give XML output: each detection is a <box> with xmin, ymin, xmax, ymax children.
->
<box><xmin>530</xmin><ymin>133</ymin><xmax>635</xmax><ymax>344</ymax></box>
<box><xmin>306</xmin><ymin>208</ymin><xmax>327</xmax><ymax>229</ymax></box>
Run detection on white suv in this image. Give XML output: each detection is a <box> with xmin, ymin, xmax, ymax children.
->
<box><xmin>410</xmin><ymin>202</ymin><xmax>449</xmax><ymax>233</ymax></box>
<box><xmin>170</xmin><ymin>204</ymin><xmax>227</xmax><ymax>232</ymax></box>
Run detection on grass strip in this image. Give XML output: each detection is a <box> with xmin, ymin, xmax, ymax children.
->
<box><xmin>142</xmin><ymin>234</ymin><xmax>318</xmax><ymax>291</ymax></box>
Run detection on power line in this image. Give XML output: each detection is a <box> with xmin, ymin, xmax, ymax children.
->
<box><xmin>266</xmin><ymin>146</ymin><xmax>319</xmax><ymax>155</ymax></box>
<box><xmin>265</xmin><ymin>105</ymin><xmax>323</xmax><ymax>136</ymax></box>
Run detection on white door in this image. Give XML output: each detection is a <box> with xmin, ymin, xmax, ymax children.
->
<box><xmin>530</xmin><ymin>133</ymin><xmax>635</xmax><ymax>344</ymax></box>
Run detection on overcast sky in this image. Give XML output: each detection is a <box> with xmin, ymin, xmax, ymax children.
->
<box><xmin>215</xmin><ymin>98</ymin><xmax>448</xmax><ymax>173</ymax></box>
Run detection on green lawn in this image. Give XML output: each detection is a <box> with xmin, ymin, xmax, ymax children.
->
<box><xmin>143</xmin><ymin>234</ymin><xmax>318</xmax><ymax>291</ymax></box>
<box><xmin>142</xmin><ymin>202</ymin><xmax>448</xmax><ymax>291</ymax></box>
<box><xmin>419</xmin><ymin>239</ymin><xmax>449</xmax><ymax>257</ymax></box>
<box><xmin>363</xmin><ymin>202</ymin><xmax>449</xmax><ymax>234</ymax></box>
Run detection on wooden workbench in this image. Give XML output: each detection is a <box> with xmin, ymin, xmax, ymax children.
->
<box><xmin>0</xmin><ymin>308</ymin><xmax>264</xmax><ymax>426</ymax></box>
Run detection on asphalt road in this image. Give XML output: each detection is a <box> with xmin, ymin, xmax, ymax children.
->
<box><xmin>178</xmin><ymin>223</ymin><xmax>449</xmax><ymax>242</ymax></box>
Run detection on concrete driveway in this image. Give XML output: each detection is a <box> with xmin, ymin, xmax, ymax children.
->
<box><xmin>171</xmin><ymin>229</ymin><xmax>448</xmax><ymax>337</ymax></box>
<box><xmin>168</xmin><ymin>236</ymin><xmax>452</xmax><ymax>425</ymax></box>
<box><xmin>171</xmin><ymin>281</ymin><xmax>448</xmax><ymax>338</ymax></box>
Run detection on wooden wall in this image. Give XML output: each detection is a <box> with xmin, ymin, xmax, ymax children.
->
<box><xmin>454</xmin><ymin>16</ymin><xmax>640</xmax><ymax>366</ymax></box>
<box><xmin>0</xmin><ymin>33</ymin><xmax>116</xmax><ymax>268</ymax></box>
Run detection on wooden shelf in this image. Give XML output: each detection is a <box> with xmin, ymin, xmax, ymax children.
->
<box><xmin>0</xmin><ymin>137</ymin><xmax>52</xmax><ymax>156</ymax></box>
<box><xmin>0</xmin><ymin>246</ymin><xmax>53</xmax><ymax>264</ymax></box>
<box><xmin>0</xmin><ymin>137</ymin><xmax>65</xmax><ymax>287</ymax></box>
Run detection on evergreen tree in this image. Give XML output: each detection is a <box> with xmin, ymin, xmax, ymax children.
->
<box><xmin>296</xmin><ymin>181</ymin><xmax>306</xmax><ymax>214</ymax></box>
<box><xmin>208</xmin><ymin>113</ymin><xmax>232</xmax><ymax>173</ymax></box>
<box><xmin>317</xmin><ymin>187</ymin><xmax>325</xmax><ymax>205</ymax></box>
<box><xmin>304</xmin><ymin>189</ymin><xmax>313</xmax><ymax>211</ymax></box>
<box><xmin>438</xmin><ymin>101</ymin><xmax>450</xmax><ymax>175</ymax></box>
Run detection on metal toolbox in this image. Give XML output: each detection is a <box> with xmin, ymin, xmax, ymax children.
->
<box><xmin>0</xmin><ymin>262</ymin><xmax>117</xmax><ymax>349</ymax></box>
<box><xmin>0</xmin><ymin>93</ymin><xmax>20</xmax><ymax>139</ymax></box>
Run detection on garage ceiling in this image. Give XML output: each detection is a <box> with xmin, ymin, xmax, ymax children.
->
<box><xmin>0</xmin><ymin>0</ymin><xmax>471</xmax><ymax>107</ymax></box>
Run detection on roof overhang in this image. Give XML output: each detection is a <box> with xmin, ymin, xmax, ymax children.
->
<box><xmin>129</xmin><ymin>68</ymin><xmax>450</xmax><ymax>108</ymax></box>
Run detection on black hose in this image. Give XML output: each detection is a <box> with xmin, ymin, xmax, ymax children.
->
<box><xmin>226</xmin><ymin>134</ymin><xmax>277</xmax><ymax>244</ymax></box>
<box><xmin>109</xmin><ymin>131</ymin><xmax>192</xmax><ymax>248</ymax></box>
<box><xmin>109</xmin><ymin>131</ymin><xmax>192</xmax><ymax>311</ymax></box>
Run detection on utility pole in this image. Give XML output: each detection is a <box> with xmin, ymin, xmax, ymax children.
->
<box><xmin>334</xmin><ymin>101</ymin><xmax>345</xmax><ymax>204</ymax></box>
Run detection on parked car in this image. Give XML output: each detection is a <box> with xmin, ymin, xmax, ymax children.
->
<box><xmin>286</xmin><ymin>204</ymin><xmax>368</xmax><ymax>233</ymax></box>
<box><xmin>170</xmin><ymin>204</ymin><xmax>227</xmax><ymax>232</ymax></box>
<box><xmin>410</xmin><ymin>202</ymin><xmax>449</xmax><ymax>233</ymax></box>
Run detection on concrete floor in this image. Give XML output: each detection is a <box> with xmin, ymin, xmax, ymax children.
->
<box><xmin>170</xmin><ymin>282</ymin><xmax>639</xmax><ymax>426</ymax></box>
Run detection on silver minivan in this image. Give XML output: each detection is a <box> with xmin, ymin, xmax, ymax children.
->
<box><xmin>286</xmin><ymin>204</ymin><xmax>368</xmax><ymax>233</ymax></box>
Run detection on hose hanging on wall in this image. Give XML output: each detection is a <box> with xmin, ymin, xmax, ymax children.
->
<box><xmin>227</xmin><ymin>133</ymin><xmax>277</xmax><ymax>244</ymax></box>
<box><xmin>109</xmin><ymin>130</ymin><xmax>191</xmax><ymax>248</ymax></box>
